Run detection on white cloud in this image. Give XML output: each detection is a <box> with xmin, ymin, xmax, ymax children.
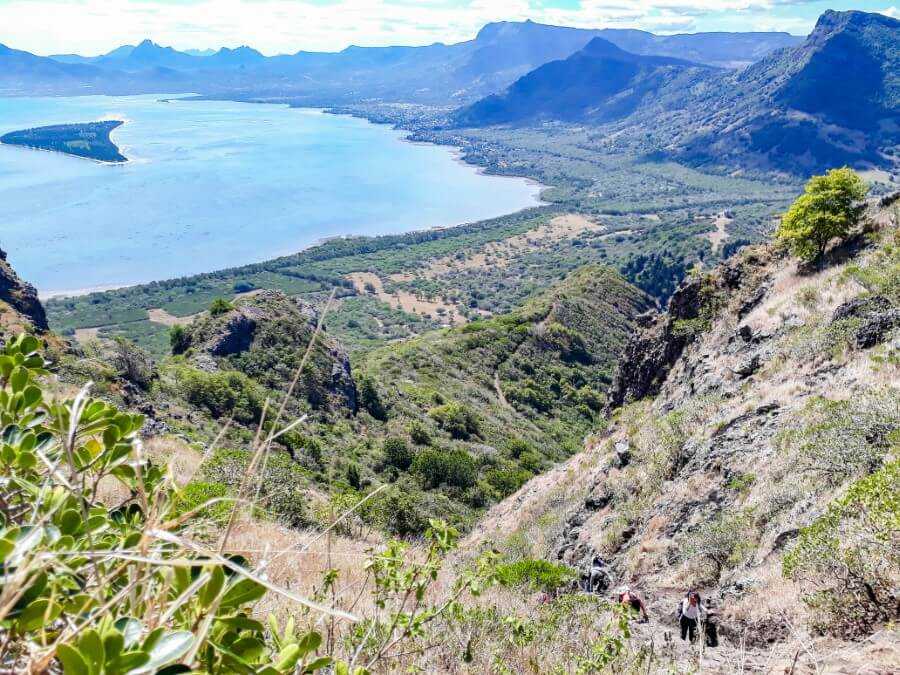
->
<box><xmin>0</xmin><ymin>0</ymin><xmax>816</xmax><ymax>56</ymax></box>
<box><xmin>881</xmin><ymin>6</ymin><xmax>899</xmax><ymax>17</ymax></box>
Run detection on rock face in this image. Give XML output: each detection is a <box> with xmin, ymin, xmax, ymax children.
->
<box><xmin>467</xmin><ymin>196</ymin><xmax>899</xmax><ymax>663</ymax></box>
<box><xmin>183</xmin><ymin>290</ymin><xmax>357</xmax><ymax>414</ymax></box>
<box><xmin>0</xmin><ymin>247</ymin><xmax>48</xmax><ymax>333</ymax></box>
<box><xmin>607</xmin><ymin>245</ymin><xmax>774</xmax><ymax>408</ymax></box>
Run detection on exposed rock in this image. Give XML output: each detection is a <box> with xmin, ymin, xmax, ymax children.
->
<box><xmin>183</xmin><ymin>290</ymin><xmax>358</xmax><ymax>415</ymax></box>
<box><xmin>0</xmin><ymin>247</ymin><xmax>49</xmax><ymax>332</ymax></box>
<box><xmin>832</xmin><ymin>295</ymin><xmax>892</xmax><ymax>321</ymax></box>
<box><xmin>855</xmin><ymin>308</ymin><xmax>900</xmax><ymax>349</ymax></box>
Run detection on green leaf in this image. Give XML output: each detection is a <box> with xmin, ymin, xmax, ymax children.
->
<box><xmin>59</xmin><ymin>509</ymin><xmax>82</xmax><ymax>536</ymax></box>
<box><xmin>114</xmin><ymin>618</ymin><xmax>144</xmax><ymax>649</ymax></box>
<box><xmin>9</xmin><ymin>366</ymin><xmax>28</xmax><ymax>393</ymax></box>
<box><xmin>77</xmin><ymin>629</ymin><xmax>104</xmax><ymax>675</ymax></box>
<box><xmin>295</xmin><ymin>631</ymin><xmax>321</xmax><ymax>657</ymax></box>
<box><xmin>56</xmin><ymin>644</ymin><xmax>89</xmax><ymax>675</ymax></box>
<box><xmin>109</xmin><ymin>650</ymin><xmax>150</xmax><ymax>673</ymax></box>
<box><xmin>136</xmin><ymin>631</ymin><xmax>194</xmax><ymax>673</ymax></box>
<box><xmin>199</xmin><ymin>565</ymin><xmax>226</xmax><ymax>608</ymax></box>
<box><xmin>220</xmin><ymin>577</ymin><xmax>266</xmax><ymax>609</ymax></box>
<box><xmin>17</xmin><ymin>598</ymin><xmax>62</xmax><ymax>632</ymax></box>
<box><xmin>273</xmin><ymin>644</ymin><xmax>300</xmax><ymax>672</ymax></box>
<box><xmin>303</xmin><ymin>656</ymin><xmax>333</xmax><ymax>673</ymax></box>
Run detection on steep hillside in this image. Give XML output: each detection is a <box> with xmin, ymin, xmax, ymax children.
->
<box><xmin>0</xmin><ymin>247</ymin><xmax>48</xmax><ymax>333</ymax></box>
<box><xmin>60</xmin><ymin>264</ymin><xmax>651</xmax><ymax>534</ymax></box>
<box><xmin>454</xmin><ymin>38</ymin><xmax>715</xmax><ymax>126</ymax></box>
<box><xmin>467</xmin><ymin>194</ymin><xmax>899</xmax><ymax>670</ymax></box>
<box><xmin>455</xmin><ymin>10</ymin><xmax>899</xmax><ymax>175</ymax></box>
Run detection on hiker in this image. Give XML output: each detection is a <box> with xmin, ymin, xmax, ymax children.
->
<box><xmin>677</xmin><ymin>590</ymin><xmax>706</xmax><ymax>643</ymax></box>
<box><xmin>617</xmin><ymin>587</ymin><xmax>649</xmax><ymax>623</ymax></box>
<box><xmin>588</xmin><ymin>555</ymin><xmax>608</xmax><ymax>593</ymax></box>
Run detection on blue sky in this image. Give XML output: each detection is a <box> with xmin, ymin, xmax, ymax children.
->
<box><xmin>1</xmin><ymin>0</ymin><xmax>895</xmax><ymax>56</ymax></box>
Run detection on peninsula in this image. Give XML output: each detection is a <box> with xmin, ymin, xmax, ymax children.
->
<box><xmin>0</xmin><ymin>120</ymin><xmax>127</xmax><ymax>162</ymax></box>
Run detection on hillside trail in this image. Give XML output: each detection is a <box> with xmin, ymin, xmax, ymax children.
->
<box><xmin>611</xmin><ymin>586</ymin><xmax>781</xmax><ymax>673</ymax></box>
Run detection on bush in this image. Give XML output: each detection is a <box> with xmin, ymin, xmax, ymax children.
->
<box><xmin>173</xmin><ymin>480</ymin><xmax>231</xmax><ymax>524</ymax></box>
<box><xmin>683</xmin><ymin>510</ymin><xmax>755</xmax><ymax>582</ymax></box>
<box><xmin>778</xmin><ymin>391</ymin><xmax>899</xmax><ymax>485</ymax></box>
<box><xmin>777</xmin><ymin>167</ymin><xmax>868</xmax><ymax>262</ymax></box>
<box><xmin>783</xmin><ymin>459</ymin><xmax>899</xmax><ymax>638</ymax></box>
<box><xmin>413</xmin><ymin>447</ymin><xmax>477</xmax><ymax>489</ymax></box>
<box><xmin>484</xmin><ymin>464</ymin><xmax>532</xmax><ymax>498</ymax></box>
<box><xmin>209</xmin><ymin>297</ymin><xmax>234</xmax><ymax>316</ymax></box>
<box><xmin>169</xmin><ymin>324</ymin><xmax>190</xmax><ymax>354</ymax></box>
<box><xmin>232</xmin><ymin>280</ymin><xmax>255</xmax><ymax>293</ymax></box>
<box><xmin>0</xmin><ymin>333</ymin><xmax>497</xmax><ymax>674</ymax></box>
<box><xmin>359</xmin><ymin>376</ymin><xmax>388</xmax><ymax>421</ymax></box>
<box><xmin>112</xmin><ymin>336</ymin><xmax>155</xmax><ymax>389</ymax></box>
<box><xmin>408</xmin><ymin>420</ymin><xmax>432</xmax><ymax>445</ymax></box>
<box><xmin>428</xmin><ymin>402</ymin><xmax>480</xmax><ymax>440</ymax></box>
<box><xmin>495</xmin><ymin>559</ymin><xmax>576</xmax><ymax>592</ymax></box>
<box><xmin>179</xmin><ymin>367</ymin><xmax>264</xmax><ymax>423</ymax></box>
<box><xmin>383</xmin><ymin>436</ymin><xmax>414</xmax><ymax>470</ymax></box>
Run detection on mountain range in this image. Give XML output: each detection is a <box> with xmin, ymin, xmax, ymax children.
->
<box><xmin>456</xmin><ymin>10</ymin><xmax>899</xmax><ymax>174</ymax></box>
<box><xmin>1</xmin><ymin>20</ymin><xmax>801</xmax><ymax>103</ymax></box>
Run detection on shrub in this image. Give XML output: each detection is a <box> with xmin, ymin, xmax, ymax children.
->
<box><xmin>383</xmin><ymin>436</ymin><xmax>414</xmax><ymax>470</ymax></box>
<box><xmin>359</xmin><ymin>376</ymin><xmax>388</xmax><ymax>421</ymax></box>
<box><xmin>408</xmin><ymin>420</ymin><xmax>431</xmax><ymax>445</ymax></box>
<box><xmin>777</xmin><ymin>167</ymin><xmax>868</xmax><ymax>262</ymax></box>
<box><xmin>209</xmin><ymin>297</ymin><xmax>234</xmax><ymax>316</ymax></box>
<box><xmin>111</xmin><ymin>336</ymin><xmax>155</xmax><ymax>389</ymax></box>
<box><xmin>413</xmin><ymin>447</ymin><xmax>477</xmax><ymax>489</ymax></box>
<box><xmin>505</xmin><ymin>438</ymin><xmax>533</xmax><ymax>459</ymax></box>
<box><xmin>484</xmin><ymin>464</ymin><xmax>532</xmax><ymax>498</ymax></box>
<box><xmin>173</xmin><ymin>480</ymin><xmax>231</xmax><ymax>524</ymax></box>
<box><xmin>783</xmin><ymin>459</ymin><xmax>899</xmax><ymax>638</ymax></box>
<box><xmin>232</xmin><ymin>280</ymin><xmax>255</xmax><ymax>293</ymax></box>
<box><xmin>0</xmin><ymin>333</ymin><xmax>499</xmax><ymax>673</ymax></box>
<box><xmin>495</xmin><ymin>559</ymin><xmax>576</xmax><ymax>592</ymax></box>
<box><xmin>778</xmin><ymin>391</ymin><xmax>899</xmax><ymax>485</ymax></box>
<box><xmin>169</xmin><ymin>323</ymin><xmax>190</xmax><ymax>354</ymax></box>
<box><xmin>428</xmin><ymin>402</ymin><xmax>480</xmax><ymax>440</ymax></box>
<box><xmin>683</xmin><ymin>510</ymin><xmax>755</xmax><ymax>582</ymax></box>
<box><xmin>179</xmin><ymin>367</ymin><xmax>264</xmax><ymax>423</ymax></box>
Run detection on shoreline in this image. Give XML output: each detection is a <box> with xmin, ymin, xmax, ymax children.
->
<box><xmin>31</xmin><ymin>96</ymin><xmax>550</xmax><ymax>300</ymax></box>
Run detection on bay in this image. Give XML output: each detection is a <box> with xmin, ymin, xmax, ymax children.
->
<box><xmin>0</xmin><ymin>94</ymin><xmax>542</xmax><ymax>295</ymax></box>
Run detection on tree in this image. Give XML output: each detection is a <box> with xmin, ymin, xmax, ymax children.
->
<box><xmin>777</xmin><ymin>167</ymin><xmax>868</xmax><ymax>263</ymax></box>
<box><xmin>169</xmin><ymin>324</ymin><xmax>190</xmax><ymax>354</ymax></box>
<box><xmin>383</xmin><ymin>436</ymin><xmax>414</xmax><ymax>470</ymax></box>
<box><xmin>359</xmin><ymin>377</ymin><xmax>388</xmax><ymax>421</ymax></box>
<box><xmin>209</xmin><ymin>297</ymin><xmax>234</xmax><ymax>316</ymax></box>
<box><xmin>112</xmin><ymin>336</ymin><xmax>155</xmax><ymax>389</ymax></box>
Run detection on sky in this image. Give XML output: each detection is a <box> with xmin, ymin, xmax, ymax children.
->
<box><xmin>1</xmin><ymin>0</ymin><xmax>896</xmax><ymax>56</ymax></box>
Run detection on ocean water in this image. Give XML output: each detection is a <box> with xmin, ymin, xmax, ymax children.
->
<box><xmin>0</xmin><ymin>95</ymin><xmax>542</xmax><ymax>295</ymax></box>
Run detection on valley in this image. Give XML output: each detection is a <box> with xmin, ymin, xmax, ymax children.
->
<box><xmin>0</xmin><ymin>6</ymin><xmax>897</xmax><ymax>674</ymax></box>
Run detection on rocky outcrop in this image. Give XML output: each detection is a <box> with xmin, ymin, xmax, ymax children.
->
<box><xmin>607</xmin><ymin>245</ymin><xmax>774</xmax><ymax>408</ymax></box>
<box><xmin>183</xmin><ymin>290</ymin><xmax>357</xmax><ymax>414</ymax></box>
<box><xmin>0</xmin><ymin>247</ymin><xmax>48</xmax><ymax>332</ymax></box>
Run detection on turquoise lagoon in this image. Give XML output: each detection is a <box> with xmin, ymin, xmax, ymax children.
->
<box><xmin>0</xmin><ymin>95</ymin><xmax>542</xmax><ymax>295</ymax></box>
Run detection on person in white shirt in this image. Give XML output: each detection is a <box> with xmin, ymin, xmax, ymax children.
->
<box><xmin>678</xmin><ymin>590</ymin><xmax>705</xmax><ymax>642</ymax></box>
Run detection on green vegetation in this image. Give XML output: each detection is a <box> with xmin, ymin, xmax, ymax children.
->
<box><xmin>0</xmin><ymin>332</ymin><xmax>508</xmax><ymax>673</ymax></box>
<box><xmin>784</xmin><ymin>458</ymin><xmax>899</xmax><ymax>638</ymax></box>
<box><xmin>0</xmin><ymin>121</ymin><xmax>127</xmax><ymax>162</ymax></box>
<box><xmin>209</xmin><ymin>297</ymin><xmax>234</xmax><ymax>316</ymax></box>
<box><xmin>777</xmin><ymin>168</ymin><xmax>868</xmax><ymax>262</ymax></box>
<box><xmin>495</xmin><ymin>559</ymin><xmax>577</xmax><ymax>593</ymax></box>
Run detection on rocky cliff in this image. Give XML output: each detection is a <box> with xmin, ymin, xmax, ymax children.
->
<box><xmin>0</xmin><ymin>247</ymin><xmax>48</xmax><ymax>333</ymax></box>
<box><xmin>468</xmin><ymin>194</ymin><xmax>899</xmax><ymax>671</ymax></box>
